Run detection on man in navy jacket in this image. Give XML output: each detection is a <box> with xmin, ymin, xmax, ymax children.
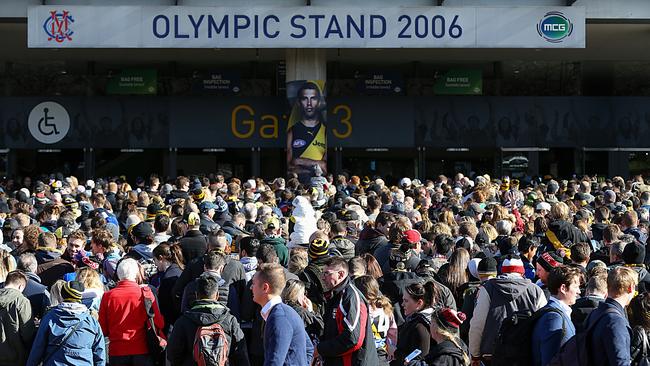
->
<box><xmin>531</xmin><ymin>266</ymin><xmax>582</xmax><ymax>366</ymax></box>
<box><xmin>252</xmin><ymin>263</ymin><xmax>313</xmax><ymax>366</ymax></box>
<box><xmin>586</xmin><ymin>266</ymin><xmax>638</xmax><ymax>366</ymax></box>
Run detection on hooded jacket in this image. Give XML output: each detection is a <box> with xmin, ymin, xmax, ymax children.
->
<box><xmin>180</xmin><ymin>230</ymin><xmax>208</xmax><ymax>264</ymax></box>
<box><xmin>318</xmin><ymin>276</ymin><xmax>380</xmax><ymax>366</ymax></box>
<box><xmin>260</xmin><ymin>236</ymin><xmax>289</xmax><ymax>268</ymax></box>
<box><xmin>0</xmin><ymin>287</ymin><xmax>35</xmax><ymax>366</ymax></box>
<box><xmin>469</xmin><ymin>273</ymin><xmax>547</xmax><ymax>357</ymax></box>
<box><xmin>23</xmin><ymin>271</ymin><xmax>51</xmax><ymax>320</ymax></box>
<box><xmin>355</xmin><ymin>228</ymin><xmax>389</xmax><ymax>256</ymax></box>
<box><xmin>331</xmin><ymin>236</ymin><xmax>356</xmax><ymax>260</ymax></box>
<box><xmin>288</xmin><ymin>196</ymin><xmax>318</xmax><ymax>248</ymax></box>
<box><xmin>167</xmin><ymin>300</ymin><xmax>249</xmax><ymax>366</ymax></box>
<box><xmin>36</xmin><ymin>248</ymin><xmax>75</xmax><ymax>288</ymax></box>
<box><xmin>26</xmin><ymin>302</ymin><xmax>105</xmax><ymax>366</ymax></box>
<box><xmin>410</xmin><ymin>339</ymin><xmax>470</xmax><ymax>366</ymax></box>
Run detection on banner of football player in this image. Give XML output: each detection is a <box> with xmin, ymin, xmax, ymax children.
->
<box><xmin>286</xmin><ymin>80</ymin><xmax>327</xmax><ymax>183</ymax></box>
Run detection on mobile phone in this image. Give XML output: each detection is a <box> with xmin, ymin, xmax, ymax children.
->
<box><xmin>404</xmin><ymin>349</ymin><xmax>422</xmax><ymax>363</ymax></box>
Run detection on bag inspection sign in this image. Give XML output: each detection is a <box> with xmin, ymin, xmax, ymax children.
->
<box><xmin>28</xmin><ymin>6</ymin><xmax>585</xmax><ymax>49</ymax></box>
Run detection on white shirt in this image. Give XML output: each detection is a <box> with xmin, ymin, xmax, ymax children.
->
<box><xmin>550</xmin><ymin>296</ymin><xmax>572</xmax><ymax>316</ymax></box>
<box><xmin>260</xmin><ymin>296</ymin><xmax>283</xmax><ymax>321</ymax></box>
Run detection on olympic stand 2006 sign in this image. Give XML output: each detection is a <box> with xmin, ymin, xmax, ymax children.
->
<box><xmin>28</xmin><ymin>6</ymin><xmax>585</xmax><ymax>49</ymax></box>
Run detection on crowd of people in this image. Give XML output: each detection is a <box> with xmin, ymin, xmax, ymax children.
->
<box><xmin>0</xmin><ymin>171</ymin><xmax>649</xmax><ymax>366</ymax></box>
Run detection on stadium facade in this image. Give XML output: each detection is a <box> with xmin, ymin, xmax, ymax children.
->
<box><xmin>0</xmin><ymin>0</ymin><xmax>649</xmax><ymax>183</ymax></box>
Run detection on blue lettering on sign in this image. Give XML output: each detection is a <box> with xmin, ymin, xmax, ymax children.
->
<box><xmin>174</xmin><ymin>15</ymin><xmax>189</xmax><ymax>38</ymax></box>
<box><xmin>208</xmin><ymin>15</ymin><xmax>228</xmax><ymax>38</ymax></box>
<box><xmin>308</xmin><ymin>15</ymin><xmax>325</xmax><ymax>38</ymax></box>
<box><xmin>290</xmin><ymin>15</ymin><xmax>306</xmax><ymax>38</ymax></box>
<box><xmin>347</xmin><ymin>15</ymin><xmax>364</xmax><ymax>38</ymax></box>
<box><xmin>188</xmin><ymin>14</ymin><xmax>204</xmax><ymax>38</ymax></box>
<box><xmin>264</xmin><ymin>15</ymin><xmax>280</xmax><ymax>38</ymax></box>
<box><xmin>370</xmin><ymin>15</ymin><xmax>386</xmax><ymax>38</ymax></box>
<box><xmin>234</xmin><ymin>15</ymin><xmax>250</xmax><ymax>37</ymax></box>
<box><xmin>325</xmin><ymin>16</ymin><xmax>343</xmax><ymax>39</ymax></box>
<box><xmin>152</xmin><ymin>15</ymin><xmax>169</xmax><ymax>38</ymax></box>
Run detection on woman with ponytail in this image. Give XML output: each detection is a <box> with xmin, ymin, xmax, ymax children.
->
<box><xmin>152</xmin><ymin>242</ymin><xmax>185</xmax><ymax>335</ymax></box>
<box><xmin>391</xmin><ymin>281</ymin><xmax>438</xmax><ymax>366</ymax></box>
<box><xmin>355</xmin><ymin>275</ymin><xmax>397</xmax><ymax>366</ymax></box>
<box><xmin>408</xmin><ymin>308</ymin><xmax>470</xmax><ymax>366</ymax></box>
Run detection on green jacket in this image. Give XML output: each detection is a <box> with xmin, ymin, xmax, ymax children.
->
<box><xmin>261</xmin><ymin>236</ymin><xmax>289</xmax><ymax>267</ymax></box>
<box><xmin>0</xmin><ymin>287</ymin><xmax>35</xmax><ymax>366</ymax></box>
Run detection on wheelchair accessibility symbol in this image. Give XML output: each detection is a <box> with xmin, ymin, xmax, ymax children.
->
<box><xmin>28</xmin><ymin>101</ymin><xmax>70</xmax><ymax>144</ymax></box>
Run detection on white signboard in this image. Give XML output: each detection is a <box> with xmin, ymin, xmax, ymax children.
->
<box><xmin>27</xmin><ymin>6</ymin><xmax>585</xmax><ymax>48</ymax></box>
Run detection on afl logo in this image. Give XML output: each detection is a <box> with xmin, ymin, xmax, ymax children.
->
<box><xmin>293</xmin><ymin>139</ymin><xmax>307</xmax><ymax>148</ymax></box>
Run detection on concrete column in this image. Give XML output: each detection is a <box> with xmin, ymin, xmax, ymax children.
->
<box><xmin>285</xmin><ymin>49</ymin><xmax>326</xmax><ymax>82</ymax></box>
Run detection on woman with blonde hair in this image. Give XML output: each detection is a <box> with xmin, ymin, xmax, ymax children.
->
<box><xmin>355</xmin><ymin>275</ymin><xmax>397</xmax><ymax>366</ymax></box>
<box><xmin>408</xmin><ymin>308</ymin><xmax>470</xmax><ymax>366</ymax></box>
<box><xmin>281</xmin><ymin>279</ymin><xmax>323</xmax><ymax>341</ymax></box>
<box><xmin>0</xmin><ymin>249</ymin><xmax>16</xmax><ymax>283</ymax></box>
<box><xmin>76</xmin><ymin>267</ymin><xmax>104</xmax><ymax>313</ymax></box>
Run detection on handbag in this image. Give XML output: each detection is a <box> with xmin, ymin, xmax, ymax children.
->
<box><xmin>638</xmin><ymin>329</ymin><xmax>650</xmax><ymax>366</ymax></box>
<box><xmin>141</xmin><ymin>287</ymin><xmax>167</xmax><ymax>365</ymax></box>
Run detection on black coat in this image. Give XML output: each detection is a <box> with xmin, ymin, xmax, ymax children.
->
<box><xmin>23</xmin><ymin>272</ymin><xmax>50</xmax><ymax>320</ymax></box>
<box><xmin>571</xmin><ymin>295</ymin><xmax>604</xmax><ymax>333</ymax></box>
<box><xmin>156</xmin><ymin>263</ymin><xmax>183</xmax><ymax>334</ymax></box>
<box><xmin>199</xmin><ymin>214</ymin><xmax>220</xmax><ymax>235</ymax></box>
<box><xmin>167</xmin><ymin>299</ymin><xmax>249</xmax><ymax>366</ymax></box>
<box><xmin>392</xmin><ymin>310</ymin><xmax>433</xmax><ymax>366</ymax></box>
<box><xmin>179</xmin><ymin>230</ymin><xmax>207</xmax><ymax>264</ymax></box>
<box><xmin>410</xmin><ymin>339</ymin><xmax>469</xmax><ymax>366</ymax></box>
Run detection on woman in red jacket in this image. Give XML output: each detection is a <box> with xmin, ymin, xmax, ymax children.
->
<box><xmin>99</xmin><ymin>258</ymin><xmax>165</xmax><ymax>366</ymax></box>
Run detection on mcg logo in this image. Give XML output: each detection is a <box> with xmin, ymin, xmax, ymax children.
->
<box><xmin>537</xmin><ymin>11</ymin><xmax>573</xmax><ymax>43</ymax></box>
<box><xmin>43</xmin><ymin>10</ymin><xmax>74</xmax><ymax>43</ymax></box>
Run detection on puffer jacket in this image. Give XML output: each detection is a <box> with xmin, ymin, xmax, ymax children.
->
<box><xmin>468</xmin><ymin>273</ymin><xmax>547</xmax><ymax>357</ymax></box>
<box><xmin>26</xmin><ymin>302</ymin><xmax>105</xmax><ymax>366</ymax></box>
<box><xmin>318</xmin><ymin>276</ymin><xmax>380</xmax><ymax>366</ymax></box>
<box><xmin>331</xmin><ymin>236</ymin><xmax>356</xmax><ymax>260</ymax></box>
<box><xmin>167</xmin><ymin>299</ymin><xmax>249</xmax><ymax>366</ymax></box>
<box><xmin>0</xmin><ymin>287</ymin><xmax>35</xmax><ymax>366</ymax></box>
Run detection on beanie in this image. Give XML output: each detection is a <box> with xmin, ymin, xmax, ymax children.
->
<box><xmin>538</xmin><ymin>252</ymin><xmax>564</xmax><ymax>272</ymax></box>
<box><xmin>478</xmin><ymin>257</ymin><xmax>498</xmax><ymax>277</ymax></box>
<box><xmin>501</xmin><ymin>255</ymin><xmax>525</xmax><ymax>276</ymax></box>
<box><xmin>623</xmin><ymin>243</ymin><xmax>646</xmax><ymax>265</ymax></box>
<box><xmin>308</xmin><ymin>238</ymin><xmax>329</xmax><ymax>260</ymax></box>
<box><xmin>61</xmin><ymin>281</ymin><xmax>85</xmax><ymax>303</ymax></box>
<box><xmin>435</xmin><ymin>308</ymin><xmax>466</xmax><ymax>332</ymax></box>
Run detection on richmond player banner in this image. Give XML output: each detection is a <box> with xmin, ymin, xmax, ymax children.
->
<box><xmin>286</xmin><ymin>80</ymin><xmax>327</xmax><ymax>182</ymax></box>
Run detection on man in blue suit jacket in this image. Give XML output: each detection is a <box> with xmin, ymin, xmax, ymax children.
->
<box><xmin>586</xmin><ymin>266</ymin><xmax>638</xmax><ymax>366</ymax></box>
<box><xmin>252</xmin><ymin>262</ymin><xmax>314</xmax><ymax>366</ymax></box>
<box><xmin>532</xmin><ymin>266</ymin><xmax>581</xmax><ymax>366</ymax></box>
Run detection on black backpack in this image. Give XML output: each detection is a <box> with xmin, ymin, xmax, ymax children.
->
<box><xmin>547</xmin><ymin>308</ymin><xmax>618</xmax><ymax>366</ymax></box>
<box><xmin>491</xmin><ymin>307</ymin><xmax>565</xmax><ymax>366</ymax></box>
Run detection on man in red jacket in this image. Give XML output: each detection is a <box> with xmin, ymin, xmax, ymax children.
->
<box><xmin>99</xmin><ymin>258</ymin><xmax>164</xmax><ymax>366</ymax></box>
